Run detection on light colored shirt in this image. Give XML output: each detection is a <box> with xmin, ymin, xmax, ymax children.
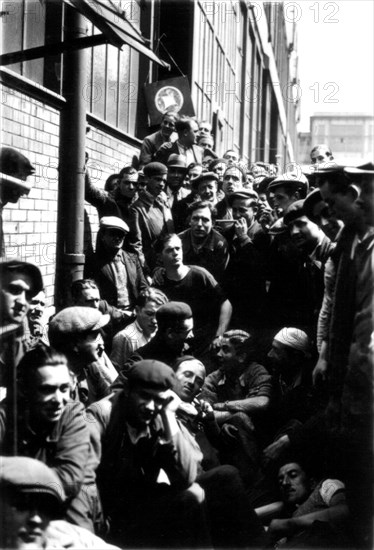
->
<box><xmin>110</xmin><ymin>320</ymin><xmax>153</xmax><ymax>371</ymax></box>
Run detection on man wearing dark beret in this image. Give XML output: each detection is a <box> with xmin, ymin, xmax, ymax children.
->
<box><xmin>128</xmin><ymin>162</ymin><xmax>174</xmax><ymax>274</ymax></box>
<box><xmin>87</xmin><ymin>359</ymin><xmax>209</xmax><ymax>548</ymax></box>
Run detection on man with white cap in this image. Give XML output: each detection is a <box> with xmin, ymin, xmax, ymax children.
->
<box><xmin>262</xmin><ymin>327</ymin><xmax>320</xmax><ymax>465</ymax></box>
<box><xmin>85</xmin><ymin>216</ymin><xmax>148</xmax><ymax>312</ymax></box>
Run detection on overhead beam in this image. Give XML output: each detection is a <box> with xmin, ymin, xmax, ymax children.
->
<box><xmin>0</xmin><ymin>34</ymin><xmax>107</xmax><ymax>66</ymax></box>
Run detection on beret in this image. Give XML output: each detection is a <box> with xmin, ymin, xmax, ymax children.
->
<box><xmin>0</xmin><ymin>456</ymin><xmax>64</xmax><ymax>503</ymax></box>
<box><xmin>156</xmin><ymin>301</ymin><xmax>193</xmax><ymax>324</ymax></box>
<box><xmin>192</xmin><ymin>171</ymin><xmax>218</xmax><ymax>189</ymax></box>
<box><xmin>283</xmin><ymin>200</ymin><xmax>306</xmax><ymax>225</ymax></box>
<box><xmin>228</xmin><ymin>189</ymin><xmax>258</xmax><ymax>206</ymax></box>
<box><xmin>49</xmin><ymin>307</ymin><xmax>109</xmax><ymax>336</ymax></box>
<box><xmin>0</xmin><ymin>258</ymin><xmax>43</xmax><ymax>296</ymax></box>
<box><xmin>273</xmin><ymin>327</ymin><xmax>311</xmax><ymax>355</ymax></box>
<box><xmin>268</xmin><ymin>172</ymin><xmax>309</xmax><ymax>192</ymax></box>
<box><xmin>127</xmin><ymin>359</ymin><xmax>176</xmax><ymax>392</ymax></box>
<box><xmin>143</xmin><ymin>162</ymin><xmax>168</xmax><ymax>177</ymax></box>
<box><xmin>99</xmin><ymin>216</ymin><xmax>129</xmax><ymax>233</ymax></box>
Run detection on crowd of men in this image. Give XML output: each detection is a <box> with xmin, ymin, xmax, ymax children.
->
<box><xmin>0</xmin><ymin>115</ymin><xmax>373</xmax><ymax>549</ymax></box>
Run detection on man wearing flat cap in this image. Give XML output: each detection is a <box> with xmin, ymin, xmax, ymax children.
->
<box><xmin>0</xmin><ymin>456</ymin><xmax>119</xmax><ymax>549</ymax></box>
<box><xmin>85</xmin><ymin>216</ymin><xmax>148</xmax><ymax>313</ymax></box>
<box><xmin>87</xmin><ymin>359</ymin><xmax>209</xmax><ymax>548</ymax></box>
<box><xmin>49</xmin><ymin>306</ymin><xmax>117</xmax><ymax>405</ymax></box>
<box><xmin>128</xmin><ymin>162</ymin><xmax>174</xmax><ymax>274</ymax></box>
<box><xmin>192</xmin><ymin>171</ymin><xmax>220</xmax><ymax>207</ymax></box>
<box><xmin>223</xmin><ymin>190</ymin><xmax>270</xmax><ymax>330</ymax></box>
<box><xmin>0</xmin><ymin>147</ymin><xmax>35</xmax><ymax>256</ymax></box>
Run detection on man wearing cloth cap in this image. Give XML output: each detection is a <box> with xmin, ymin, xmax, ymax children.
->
<box><xmin>223</xmin><ymin>190</ymin><xmax>270</xmax><ymax>330</ymax></box>
<box><xmin>87</xmin><ymin>359</ymin><xmax>209</xmax><ymax>548</ymax></box>
<box><xmin>49</xmin><ymin>307</ymin><xmax>117</xmax><ymax>405</ymax></box>
<box><xmin>128</xmin><ymin>162</ymin><xmax>174</xmax><ymax>274</ymax></box>
<box><xmin>0</xmin><ymin>456</ymin><xmax>119</xmax><ymax>549</ymax></box>
<box><xmin>192</xmin><ymin>171</ymin><xmax>220</xmax><ymax>207</ymax></box>
<box><xmin>0</xmin><ymin>147</ymin><xmax>35</xmax><ymax>256</ymax></box>
<box><xmin>85</xmin><ymin>216</ymin><xmax>148</xmax><ymax>313</ymax></box>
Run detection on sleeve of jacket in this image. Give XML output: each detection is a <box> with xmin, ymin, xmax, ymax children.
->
<box><xmin>49</xmin><ymin>402</ymin><xmax>91</xmax><ymax>500</ymax></box>
<box><xmin>139</xmin><ymin>137</ymin><xmax>154</xmax><ymax>167</ymax></box>
<box><xmin>155</xmin><ymin>419</ymin><xmax>203</xmax><ymax>488</ymax></box>
<box><xmin>199</xmin><ymin>371</ymin><xmax>220</xmax><ymax>404</ymax></box>
<box><xmin>128</xmin><ymin>207</ymin><xmax>146</xmax><ymax>268</ymax></box>
<box><xmin>85</xmin><ymin>171</ymin><xmax>109</xmax><ymax>209</ymax></box>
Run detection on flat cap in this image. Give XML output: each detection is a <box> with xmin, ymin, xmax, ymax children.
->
<box><xmin>228</xmin><ymin>189</ymin><xmax>258</xmax><ymax>206</ymax></box>
<box><xmin>143</xmin><ymin>162</ymin><xmax>168</xmax><ymax>177</ymax></box>
<box><xmin>49</xmin><ymin>307</ymin><xmax>109</xmax><ymax>336</ymax></box>
<box><xmin>127</xmin><ymin>359</ymin><xmax>176</xmax><ymax>392</ymax></box>
<box><xmin>192</xmin><ymin>171</ymin><xmax>218</xmax><ymax>189</ymax></box>
<box><xmin>0</xmin><ymin>258</ymin><xmax>43</xmax><ymax>296</ymax></box>
<box><xmin>167</xmin><ymin>154</ymin><xmax>187</xmax><ymax>170</ymax></box>
<box><xmin>283</xmin><ymin>200</ymin><xmax>306</xmax><ymax>225</ymax></box>
<box><xmin>0</xmin><ymin>456</ymin><xmax>64</xmax><ymax>503</ymax></box>
<box><xmin>268</xmin><ymin>172</ymin><xmax>309</xmax><ymax>193</ymax></box>
<box><xmin>99</xmin><ymin>216</ymin><xmax>129</xmax><ymax>233</ymax></box>
<box><xmin>209</xmin><ymin>158</ymin><xmax>228</xmax><ymax>170</ymax></box>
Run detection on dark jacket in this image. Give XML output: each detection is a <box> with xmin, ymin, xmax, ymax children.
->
<box><xmin>85</xmin><ymin>172</ymin><xmax>135</xmax><ymax>224</ymax></box>
<box><xmin>178</xmin><ymin>228</ymin><xmax>229</xmax><ymax>282</ymax></box>
<box><xmin>85</xmin><ymin>242</ymin><xmax>148</xmax><ymax>309</ymax></box>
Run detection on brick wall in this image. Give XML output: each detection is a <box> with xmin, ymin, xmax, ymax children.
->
<box><xmin>1</xmin><ymin>83</ymin><xmax>139</xmax><ymax>306</ymax></box>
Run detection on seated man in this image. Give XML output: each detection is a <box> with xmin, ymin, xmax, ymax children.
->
<box><xmin>0</xmin><ymin>456</ymin><xmax>118</xmax><ymax>549</ymax></box>
<box><xmin>173</xmin><ymin>356</ymin><xmax>266</xmax><ymax>548</ymax></box>
<box><xmin>110</xmin><ymin>288</ymin><xmax>168</xmax><ymax>371</ymax></box>
<box><xmin>178</xmin><ymin>199</ymin><xmax>229</xmax><ymax>283</ymax></box>
<box><xmin>266</xmin><ymin>458</ymin><xmax>349</xmax><ymax>548</ymax></box>
<box><xmin>153</xmin><ymin>233</ymin><xmax>232</xmax><ymax>361</ymax></box>
<box><xmin>87</xmin><ymin>360</ymin><xmax>210</xmax><ymax>548</ymax></box>
<box><xmin>201</xmin><ymin>330</ymin><xmax>272</xmax><ymax>487</ymax></box>
<box><xmin>49</xmin><ymin>307</ymin><xmax>117</xmax><ymax>405</ymax></box>
<box><xmin>85</xmin><ymin>216</ymin><xmax>148</xmax><ymax>311</ymax></box>
<box><xmin>0</xmin><ymin>345</ymin><xmax>100</xmax><ymax>533</ymax></box>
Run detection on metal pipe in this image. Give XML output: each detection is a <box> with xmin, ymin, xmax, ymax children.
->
<box><xmin>55</xmin><ymin>6</ymin><xmax>87</xmax><ymax>310</ymax></box>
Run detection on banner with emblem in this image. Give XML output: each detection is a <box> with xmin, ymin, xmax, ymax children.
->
<box><xmin>143</xmin><ymin>76</ymin><xmax>195</xmax><ymax>125</ymax></box>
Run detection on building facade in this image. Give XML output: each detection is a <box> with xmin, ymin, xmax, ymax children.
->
<box><xmin>1</xmin><ymin>0</ymin><xmax>299</xmax><ymax>304</ymax></box>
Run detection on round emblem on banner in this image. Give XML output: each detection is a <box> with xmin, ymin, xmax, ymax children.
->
<box><xmin>155</xmin><ymin>86</ymin><xmax>184</xmax><ymax>114</ymax></box>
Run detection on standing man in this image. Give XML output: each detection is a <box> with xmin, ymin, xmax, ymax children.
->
<box><xmin>86</xmin><ymin>216</ymin><xmax>148</xmax><ymax>311</ymax></box>
<box><xmin>178</xmin><ymin>199</ymin><xmax>229</xmax><ymax>282</ymax></box>
<box><xmin>215</xmin><ymin>164</ymin><xmax>246</xmax><ymax>224</ymax></box>
<box><xmin>154</xmin><ymin>234</ymin><xmax>232</xmax><ymax>360</ymax></box>
<box><xmin>128</xmin><ymin>163</ymin><xmax>174</xmax><ymax>273</ymax></box>
<box><xmin>155</xmin><ymin>116</ymin><xmax>203</xmax><ymax>166</ymax></box>
<box><xmin>139</xmin><ymin>111</ymin><xmax>178</xmax><ymax>168</ymax></box>
<box><xmin>310</xmin><ymin>144</ymin><xmax>334</xmax><ymax>165</ymax></box>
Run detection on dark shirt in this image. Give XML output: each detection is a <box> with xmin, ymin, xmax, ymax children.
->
<box><xmin>178</xmin><ymin>228</ymin><xmax>229</xmax><ymax>282</ymax></box>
